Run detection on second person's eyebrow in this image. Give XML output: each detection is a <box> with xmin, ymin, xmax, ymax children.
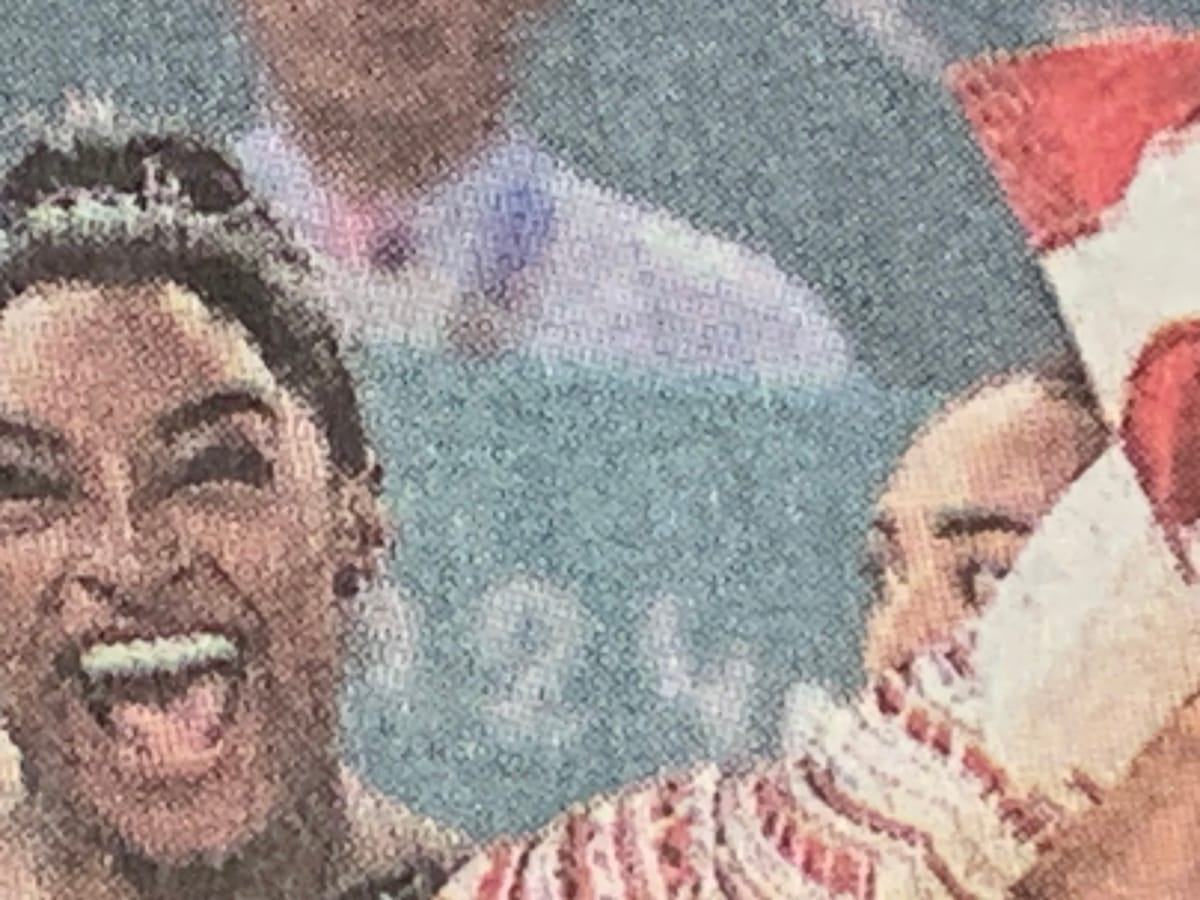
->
<box><xmin>932</xmin><ymin>507</ymin><xmax>1034</xmax><ymax>539</ymax></box>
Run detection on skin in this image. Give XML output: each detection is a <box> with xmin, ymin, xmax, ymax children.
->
<box><xmin>1013</xmin><ymin>691</ymin><xmax>1200</xmax><ymax>899</ymax></box>
<box><xmin>238</xmin><ymin>0</ymin><xmax>555</xmax><ymax>203</ymax></box>
<box><xmin>0</xmin><ymin>280</ymin><xmax>462</xmax><ymax>898</ymax></box>
<box><xmin>863</xmin><ymin>374</ymin><xmax>1108</xmax><ymax>673</ymax></box>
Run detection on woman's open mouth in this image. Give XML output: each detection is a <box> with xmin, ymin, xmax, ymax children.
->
<box><xmin>63</xmin><ymin>629</ymin><xmax>251</xmax><ymax>780</ymax></box>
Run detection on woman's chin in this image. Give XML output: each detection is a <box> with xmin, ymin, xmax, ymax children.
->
<box><xmin>60</xmin><ymin>667</ymin><xmax>281</xmax><ymax>863</ymax></box>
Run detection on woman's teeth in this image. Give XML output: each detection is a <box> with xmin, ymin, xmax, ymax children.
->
<box><xmin>80</xmin><ymin>632</ymin><xmax>239</xmax><ymax>681</ymax></box>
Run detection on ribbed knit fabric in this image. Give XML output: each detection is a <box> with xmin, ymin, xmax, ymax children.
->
<box><xmin>437</xmin><ymin>627</ymin><xmax>1098</xmax><ymax>899</ymax></box>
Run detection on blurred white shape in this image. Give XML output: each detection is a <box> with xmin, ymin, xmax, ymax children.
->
<box><xmin>474</xmin><ymin>574</ymin><xmax>588</xmax><ymax>751</ymax></box>
<box><xmin>348</xmin><ymin>580</ymin><xmax>419</xmax><ymax>697</ymax></box>
<box><xmin>693</xmin><ymin>641</ymin><xmax>757</xmax><ymax>756</ymax></box>
<box><xmin>825</xmin><ymin>0</ymin><xmax>950</xmax><ymax>81</ymax></box>
<box><xmin>641</xmin><ymin>594</ymin><xmax>694</xmax><ymax>700</ymax></box>
<box><xmin>639</xmin><ymin>594</ymin><xmax>757</xmax><ymax>756</ymax></box>
<box><xmin>975</xmin><ymin>447</ymin><xmax>1200</xmax><ymax>804</ymax></box>
<box><xmin>779</xmin><ymin>680</ymin><xmax>843</xmax><ymax>758</ymax></box>
<box><xmin>315</xmin><ymin>257</ymin><xmax>464</xmax><ymax>349</ymax></box>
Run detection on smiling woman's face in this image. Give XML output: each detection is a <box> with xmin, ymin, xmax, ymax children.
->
<box><xmin>0</xmin><ymin>279</ymin><xmax>354</xmax><ymax>862</ymax></box>
<box><xmin>862</xmin><ymin>376</ymin><xmax>1106</xmax><ymax>673</ymax></box>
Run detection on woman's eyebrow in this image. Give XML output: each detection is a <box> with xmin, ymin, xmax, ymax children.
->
<box><xmin>932</xmin><ymin>507</ymin><xmax>1034</xmax><ymax>539</ymax></box>
<box><xmin>0</xmin><ymin>415</ymin><xmax>67</xmax><ymax>457</ymax></box>
<box><xmin>156</xmin><ymin>388</ymin><xmax>277</xmax><ymax>444</ymax></box>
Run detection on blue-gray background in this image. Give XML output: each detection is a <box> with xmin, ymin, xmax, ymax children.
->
<box><xmin>3</xmin><ymin>0</ymin><xmax>1189</xmax><ymax>837</ymax></box>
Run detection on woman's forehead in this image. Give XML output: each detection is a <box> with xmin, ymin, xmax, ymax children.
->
<box><xmin>881</xmin><ymin>378</ymin><xmax>1091</xmax><ymax>521</ymax></box>
<box><xmin>0</xmin><ymin>279</ymin><xmax>281</xmax><ymax>440</ymax></box>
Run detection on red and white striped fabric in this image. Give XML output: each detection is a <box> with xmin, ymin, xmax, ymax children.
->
<box><xmin>947</xmin><ymin>27</ymin><xmax>1200</xmax><ymax>572</ymax></box>
<box><xmin>945</xmin><ymin>28</ymin><xmax>1200</xmax><ymax>805</ymax></box>
<box><xmin>948</xmin><ymin>28</ymin><xmax>1200</xmax><ymax>432</ymax></box>
<box><xmin>437</xmin><ymin>629</ymin><xmax>1095</xmax><ymax>899</ymax></box>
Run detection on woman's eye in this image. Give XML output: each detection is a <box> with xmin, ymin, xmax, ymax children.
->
<box><xmin>859</xmin><ymin>552</ymin><xmax>888</xmax><ymax>596</ymax></box>
<box><xmin>167</xmin><ymin>443</ymin><xmax>273</xmax><ymax>492</ymax></box>
<box><xmin>0</xmin><ymin>462</ymin><xmax>69</xmax><ymax>502</ymax></box>
<box><xmin>960</xmin><ymin>560</ymin><xmax>1010</xmax><ymax>611</ymax></box>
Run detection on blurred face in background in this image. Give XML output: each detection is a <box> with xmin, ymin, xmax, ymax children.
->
<box><xmin>862</xmin><ymin>373</ymin><xmax>1108</xmax><ymax>673</ymax></box>
<box><xmin>240</xmin><ymin>0</ymin><xmax>554</xmax><ymax>200</ymax></box>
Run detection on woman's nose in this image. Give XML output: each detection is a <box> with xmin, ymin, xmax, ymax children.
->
<box><xmin>65</xmin><ymin>458</ymin><xmax>174</xmax><ymax>591</ymax></box>
<box><xmin>57</xmin><ymin>503</ymin><xmax>184</xmax><ymax>630</ymax></box>
<box><xmin>67</xmin><ymin>504</ymin><xmax>147</xmax><ymax>601</ymax></box>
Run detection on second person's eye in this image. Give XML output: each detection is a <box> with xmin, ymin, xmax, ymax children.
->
<box><xmin>959</xmin><ymin>559</ymin><xmax>1010</xmax><ymax>612</ymax></box>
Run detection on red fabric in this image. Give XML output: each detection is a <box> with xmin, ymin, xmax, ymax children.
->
<box><xmin>437</xmin><ymin>629</ymin><xmax>1079</xmax><ymax>899</ymax></box>
<box><xmin>947</xmin><ymin>28</ymin><xmax>1200</xmax><ymax>251</ymax></box>
<box><xmin>950</xmin><ymin>29</ymin><xmax>1200</xmax><ymax>575</ymax></box>
<box><xmin>1122</xmin><ymin>321</ymin><xmax>1200</xmax><ymax>576</ymax></box>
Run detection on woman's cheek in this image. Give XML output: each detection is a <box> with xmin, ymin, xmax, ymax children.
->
<box><xmin>0</xmin><ymin>536</ymin><xmax>64</xmax><ymax>695</ymax></box>
<box><xmin>177</xmin><ymin>494</ymin><xmax>336</xmax><ymax>595</ymax></box>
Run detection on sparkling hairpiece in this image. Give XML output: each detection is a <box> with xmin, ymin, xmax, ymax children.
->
<box><xmin>17</xmin><ymin>88</ymin><xmax>188</xmax><ymax>158</ymax></box>
<box><xmin>2</xmin><ymin>91</ymin><xmax>186</xmax><ymax>244</ymax></box>
<box><xmin>0</xmin><ymin>89</ymin><xmax>326</xmax><ymax>309</ymax></box>
<box><xmin>0</xmin><ymin>177</ymin><xmax>306</xmax><ymax>286</ymax></box>
<box><xmin>3</xmin><ymin>87</ymin><xmax>239</xmax><ymax>229</ymax></box>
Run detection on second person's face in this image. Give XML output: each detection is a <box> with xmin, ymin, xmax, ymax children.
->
<box><xmin>863</xmin><ymin>376</ymin><xmax>1105</xmax><ymax>673</ymax></box>
<box><xmin>242</xmin><ymin>0</ymin><xmax>545</xmax><ymax>196</ymax></box>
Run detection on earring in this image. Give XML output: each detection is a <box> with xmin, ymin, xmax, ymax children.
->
<box><xmin>333</xmin><ymin>564</ymin><xmax>366</xmax><ymax>599</ymax></box>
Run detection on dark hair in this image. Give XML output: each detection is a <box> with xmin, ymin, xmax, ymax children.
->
<box><xmin>0</xmin><ymin>113</ymin><xmax>371</xmax><ymax>482</ymax></box>
<box><xmin>1025</xmin><ymin>349</ymin><xmax>1107</xmax><ymax>429</ymax></box>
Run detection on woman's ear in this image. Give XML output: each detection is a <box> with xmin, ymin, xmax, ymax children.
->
<box><xmin>332</xmin><ymin>449</ymin><xmax>391</xmax><ymax>595</ymax></box>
